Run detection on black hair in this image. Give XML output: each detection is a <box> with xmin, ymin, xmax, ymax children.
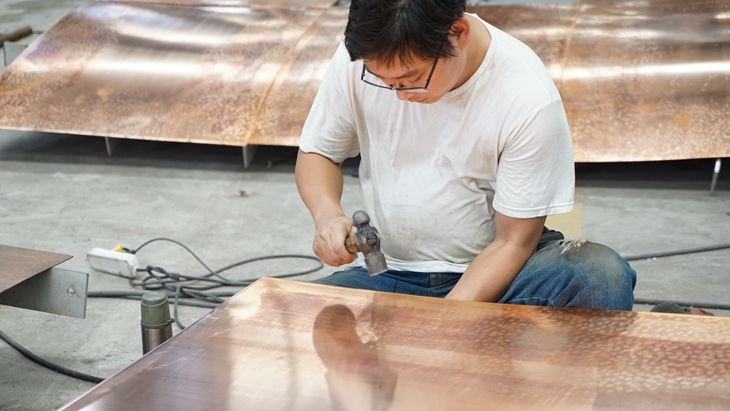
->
<box><xmin>344</xmin><ymin>0</ymin><xmax>467</xmax><ymax>67</ymax></box>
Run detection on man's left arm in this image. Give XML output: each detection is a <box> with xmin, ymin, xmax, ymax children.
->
<box><xmin>445</xmin><ymin>212</ymin><xmax>545</xmax><ymax>302</ymax></box>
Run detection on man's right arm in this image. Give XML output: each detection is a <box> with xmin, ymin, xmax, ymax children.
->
<box><xmin>295</xmin><ymin>149</ymin><xmax>357</xmax><ymax>267</ymax></box>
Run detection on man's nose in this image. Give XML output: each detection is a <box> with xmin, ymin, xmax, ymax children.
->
<box><xmin>395</xmin><ymin>89</ymin><xmax>408</xmax><ymax>101</ymax></box>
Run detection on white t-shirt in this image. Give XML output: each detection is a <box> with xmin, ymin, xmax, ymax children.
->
<box><xmin>299</xmin><ymin>16</ymin><xmax>574</xmax><ymax>273</ymax></box>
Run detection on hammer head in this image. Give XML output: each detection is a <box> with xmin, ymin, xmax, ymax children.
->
<box><xmin>351</xmin><ymin>210</ymin><xmax>388</xmax><ymax>276</ymax></box>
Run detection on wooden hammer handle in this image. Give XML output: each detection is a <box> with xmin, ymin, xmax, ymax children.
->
<box><xmin>0</xmin><ymin>26</ymin><xmax>33</xmax><ymax>47</ymax></box>
<box><xmin>345</xmin><ymin>237</ymin><xmax>359</xmax><ymax>254</ymax></box>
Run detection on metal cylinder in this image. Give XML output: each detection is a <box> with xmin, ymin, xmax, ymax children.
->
<box><xmin>141</xmin><ymin>292</ymin><xmax>174</xmax><ymax>354</ymax></box>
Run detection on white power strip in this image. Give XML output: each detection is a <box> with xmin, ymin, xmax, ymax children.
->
<box><xmin>86</xmin><ymin>248</ymin><xmax>140</xmax><ymax>278</ymax></box>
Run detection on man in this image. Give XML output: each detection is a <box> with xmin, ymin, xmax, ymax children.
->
<box><xmin>295</xmin><ymin>0</ymin><xmax>636</xmax><ymax>309</ymax></box>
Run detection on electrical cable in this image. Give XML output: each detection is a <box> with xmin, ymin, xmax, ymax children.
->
<box><xmin>1</xmin><ymin>239</ymin><xmax>324</xmax><ymax>384</ymax></box>
<box><xmin>621</xmin><ymin>243</ymin><xmax>730</xmax><ymax>261</ymax></box>
<box><xmin>633</xmin><ymin>298</ymin><xmax>730</xmax><ymax>311</ymax></box>
<box><xmin>126</xmin><ymin>238</ymin><xmax>324</xmax><ymax>329</ymax></box>
<box><xmin>0</xmin><ymin>328</ymin><xmax>104</xmax><ymax>384</ymax></box>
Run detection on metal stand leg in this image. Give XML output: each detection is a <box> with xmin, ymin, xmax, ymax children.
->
<box><xmin>710</xmin><ymin>158</ymin><xmax>721</xmax><ymax>196</ymax></box>
<box><xmin>105</xmin><ymin>137</ymin><xmax>119</xmax><ymax>156</ymax></box>
<box><xmin>242</xmin><ymin>145</ymin><xmax>258</xmax><ymax>169</ymax></box>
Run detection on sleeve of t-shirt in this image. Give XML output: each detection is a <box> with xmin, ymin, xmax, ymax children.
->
<box><xmin>298</xmin><ymin>43</ymin><xmax>360</xmax><ymax>164</ymax></box>
<box><xmin>492</xmin><ymin>99</ymin><xmax>575</xmax><ymax>218</ymax></box>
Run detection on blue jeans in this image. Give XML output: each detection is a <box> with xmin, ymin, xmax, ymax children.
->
<box><xmin>312</xmin><ymin>239</ymin><xmax>637</xmax><ymax>310</ymax></box>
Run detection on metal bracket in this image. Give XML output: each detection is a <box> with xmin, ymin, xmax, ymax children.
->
<box><xmin>0</xmin><ymin>268</ymin><xmax>88</xmax><ymax>318</ymax></box>
<box><xmin>242</xmin><ymin>145</ymin><xmax>258</xmax><ymax>169</ymax></box>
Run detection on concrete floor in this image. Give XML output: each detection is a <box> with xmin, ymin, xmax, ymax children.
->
<box><xmin>1</xmin><ymin>1</ymin><xmax>729</xmax><ymax>410</ymax></box>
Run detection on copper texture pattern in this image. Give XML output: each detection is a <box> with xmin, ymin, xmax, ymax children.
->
<box><xmin>0</xmin><ymin>245</ymin><xmax>71</xmax><ymax>293</ymax></box>
<box><xmin>60</xmin><ymin>278</ymin><xmax>730</xmax><ymax>411</ymax></box>
<box><xmin>469</xmin><ymin>4</ymin><xmax>579</xmax><ymax>84</ymax></box>
<box><xmin>560</xmin><ymin>0</ymin><xmax>730</xmax><ymax>162</ymax></box>
<box><xmin>92</xmin><ymin>0</ymin><xmax>336</xmax><ymax>10</ymax></box>
<box><xmin>1</xmin><ymin>0</ymin><xmax>730</xmax><ymax>162</ymax></box>
<box><xmin>247</xmin><ymin>6</ymin><xmax>348</xmax><ymax>146</ymax></box>
<box><xmin>0</xmin><ymin>2</ymin><xmax>325</xmax><ymax>146</ymax></box>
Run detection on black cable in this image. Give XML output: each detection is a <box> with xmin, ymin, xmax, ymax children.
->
<box><xmin>2</xmin><ymin>239</ymin><xmax>324</xmax><ymax>385</ymax></box>
<box><xmin>0</xmin><ymin>328</ymin><xmax>104</xmax><ymax>383</ymax></box>
<box><xmin>87</xmin><ymin>291</ymin><xmax>218</xmax><ymax>309</ymax></box>
<box><xmin>621</xmin><ymin>243</ymin><xmax>730</xmax><ymax>261</ymax></box>
<box><xmin>634</xmin><ymin>298</ymin><xmax>730</xmax><ymax>312</ymax></box>
<box><xmin>127</xmin><ymin>238</ymin><xmax>323</xmax><ymax>329</ymax></box>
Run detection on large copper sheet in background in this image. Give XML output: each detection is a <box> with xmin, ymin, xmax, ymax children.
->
<box><xmin>560</xmin><ymin>0</ymin><xmax>730</xmax><ymax>162</ymax></box>
<box><xmin>0</xmin><ymin>2</ymin><xmax>325</xmax><ymax>146</ymax></box>
<box><xmin>93</xmin><ymin>0</ymin><xmax>336</xmax><ymax>9</ymax></box>
<box><xmin>60</xmin><ymin>278</ymin><xmax>730</xmax><ymax>411</ymax></box>
<box><xmin>470</xmin><ymin>4</ymin><xmax>579</xmax><ymax>83</ymax></box>
<box><xmin>1</xmin><ymin>0</ymin><xmax>729</xmax><ymax>162</ymax></box>
<box><xmin>0</xmin><ymin>245</ymin><xmax>71</xmax><ymax>293</ymax></box>
<box><xmin>247</xmin><ymin>6</ymin><xmax>348</xmax><ymax>146</ymax></box>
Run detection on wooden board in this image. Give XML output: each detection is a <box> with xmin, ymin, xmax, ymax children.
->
<box><xmin>60</xmin><ymin>277</ymin><xmax>730</xmax><ymax>411</ymax></box>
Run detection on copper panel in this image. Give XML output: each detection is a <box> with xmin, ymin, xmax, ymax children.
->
<box><xmin>562</xmin><ymin>0</ymin><xmax>730</xmax><ymax>162</ymax></box>
<box><xmin>60</xmin><ymin>278</ymin><xmax>730</xmax><ymax>411</ymax></box>
<box><xmin>0</xmin><ymin>244</ymin><xmax>71</xmax><ymax>293</ymax></box>
<box><xmin>2</xmin><ymin>0</ymin><xmax>729</xmax><ymax>162</ymax></box>
<box><xmin>469</xmin><ymin>4</ymin><xmax>579</xmax><ymax>83</ymax></box>
<box><xmin>0</xmin><ymin>2</ymin><xmax>325</xmax><ymax>146</ymax></box>
<box><xmin>93</xmin><ymin>0</ymin><xmax>335</xmax><ymax>10</ymax></box>
<box><xmin>247</xmin><ymin>6</ymin><xmax>347</xmax><ymax>146</ymax></box>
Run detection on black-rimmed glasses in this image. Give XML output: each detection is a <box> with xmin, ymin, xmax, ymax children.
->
<box><xmin>360</xmin><ymin>54</ymin><xmax>440</xmax><ymax>94</ymax></box>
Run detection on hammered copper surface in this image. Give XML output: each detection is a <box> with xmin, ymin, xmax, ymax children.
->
<box><xmin>0</xmin><ymin>2</ymin><xmax>325</xmax><ymax>146</ymax></box>
<box><xmin>93</xmin><ymin>0</ymin><xmax>335</xmax><ymax>9</ymax></box>
<box><xmin>470</xmin><ymin>4</ymin><xmax>579</xmax><ymax>82</ymax></box>
<box><xmin>2</xmin><ymin>0</ymin><xmax>729</xmax><ymax>162</ymax></box>
<box><xmin>247</xmin><ymin>6</ymin><xmax>347</xmax><ymax>146</ymax></box>
<box><xmin>60</xmin><ymin>278</ymin><xmax>730</xmax><ymax>411</ymax></box>
<box><xmin>561</xmin><ymin>0</ymin><xmax>730</xmax><ymax>162</ymax></box>
<box><xmin>0</xmin><ymin>245</ymin><xmax>71</xmax><ymax>293</ymax></box>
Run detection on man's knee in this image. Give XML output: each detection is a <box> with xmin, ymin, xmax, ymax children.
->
<box><xmin>556</xmin><ymin>240</ymin><xmax>636</xmax><ymax>310</ymax></box>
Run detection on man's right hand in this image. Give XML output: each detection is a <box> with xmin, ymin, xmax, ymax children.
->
<box><xmin>295</xmin><ymin>150</ymin><xmax>358</xmax><ymax>267</ymax></box>
<box><xmin>313</xmin><ymin>215</ymin><xmax>358</xmax><ymax>267</ymax></box>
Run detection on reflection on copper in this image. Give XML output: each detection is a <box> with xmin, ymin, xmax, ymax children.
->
<box><xmin>59</xmin><ymin>278</ymin><xmax>730</xmax><ymax>411</ymax></box>
<box><xmin>313</xmin><ymin>304</ymin><xmax>397</xmax><ymax>411</ymax></box>
<box><xmin>0</xmin><ymin>0</ymin><xmax>729</xmax><ymax>162</ymax></box>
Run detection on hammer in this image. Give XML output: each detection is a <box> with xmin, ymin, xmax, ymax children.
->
<box><xmin>344</xmin><ymin>210</ymin><xmax>388</xmax><ymax>276</ymax></box>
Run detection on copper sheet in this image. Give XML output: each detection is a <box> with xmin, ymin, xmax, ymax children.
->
<box><xmin>560</xmin><ymin>0</ymin><xmax>730</xmax><ymax>162</ymax></box>
<box><xmin>60</xmin><ymin>278</ymin><xmax>730</xmax><ymax>411</ymax></box>
<box><xmin>469</xmin><ymin>4</ymin><xmax>579</xmax><ymax>83</ymax></box>
<box><xmin>0</xmin><ymin>244</ymin><xmax>71</xmax><ymax>293</ymax></box>
<box><xmin>93</xmin><ymin>0</ymin><xmax>336</xmax><ymax>9</ymax></box>
<box><xmin>2</xmin><ymin>0</ymin><xmax>730</xmax><ymax>162</ymax></box>
<box><xmin>0</xmin><ymin>2</ymin><xmax>325</xmax><ymax>146</ymax></box>
<box><xmin>247</xmin><ymin>6</ymin><xmax>347</xmax><ymax>146</ymax></box>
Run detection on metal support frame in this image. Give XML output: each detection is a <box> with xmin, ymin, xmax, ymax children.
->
<box><xmin>105</xmin><ymin>137</ymin><xmax>119</xmax><ymax>156</ymax></box>
<box><xmin>710</xmin><ymin>158</ymin><xmax>721</xmax><ymax>196</ymax></box>
<box><xmin>0</xmin><ymin>267</ymin><xmax>89</xmax><ymax>318</ymax></box>
<box><xmin>243</xmin><ymin>145</ymin><xmax>258</xmax><ymax>168</ymax></box>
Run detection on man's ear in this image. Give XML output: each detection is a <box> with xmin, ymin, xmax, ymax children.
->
<box><xmin>451</xmin><ymin>17</ymin><xmax>470</xmax><ymax>49</ymax></box>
